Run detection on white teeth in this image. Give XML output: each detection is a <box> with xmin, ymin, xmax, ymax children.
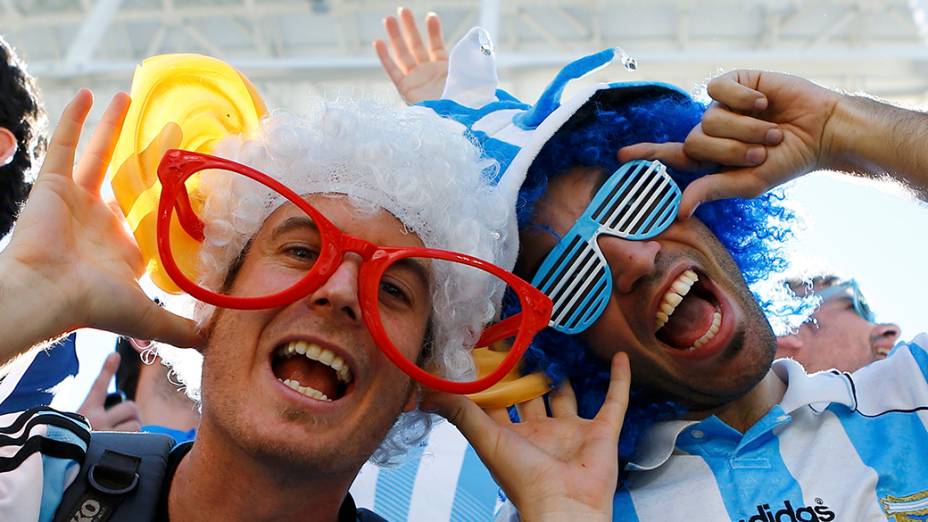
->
<box><xmin>276</xmin><ymin>341</ymin><xmax>353</xmax><ymax>384</ymax></box>
<box><xmin>656</xmin><ymin>270</ymin><xmax>699</xmax><ymax>330</ymax></box>
<box><xmin>688</xmin><ymin>311</ymin><xmax>722</xmax><ymax>351</ymax></box>
<box><xmin>279</xmin><ymin>378</ymin><xmax>332</xmax><ymax>401</ymax></box>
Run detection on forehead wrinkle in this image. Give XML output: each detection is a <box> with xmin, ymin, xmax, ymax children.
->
<box><xmin>269</xmin><ymin>215</ymin><xmax>319</xmax><ymax>241</ymax></box>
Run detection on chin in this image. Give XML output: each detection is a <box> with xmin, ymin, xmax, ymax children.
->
<box><xmin>682</xmin><ymin>321</ymin><xmax>778</xmax><ymax>409</ymax></box>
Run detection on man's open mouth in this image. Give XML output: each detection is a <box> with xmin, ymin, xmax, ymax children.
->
<box><xmin>655</xmin><ymin>269</ymin><xmax>723</xmax><ymax>351</ymax></box>
<box><xmin>271</xmin><ymin>341</ymin><xmax>354</xmax><ymax>401</ymax></box>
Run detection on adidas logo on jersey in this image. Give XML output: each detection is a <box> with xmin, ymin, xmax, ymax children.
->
<box><xmin>738</xmin><ymin>500</ymin><xmax>836</xmax><ymax>522</ymax></box>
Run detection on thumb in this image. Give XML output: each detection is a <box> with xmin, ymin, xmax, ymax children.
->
<box><xmin>81</xmin><ymin>352</ymin><xmax>120</xmax><ymax>410</ymax></box>
<box><xmin>678</xmin><ymin>168</ymin><xmax>766</xmax><ymax>218</ymax></box>
<box><xmin>123</xmin><ymin>296</ymin><xmax>204</xmax><ymax>349</ymax></box>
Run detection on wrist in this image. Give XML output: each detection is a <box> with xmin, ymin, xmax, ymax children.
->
<box><xmin>519</xmin><ymin>499</ymin><xmax>611</xmax><ymax>522</ymax></box>
<box><xmin>0</xmin><ymin>254</ymin><xmax>76</xmax><ymax>355</ymax></box>
<box><xmin>820</xmin><ymin>93</ymin><xmax>896</xmax><ymax>176</ymax></box>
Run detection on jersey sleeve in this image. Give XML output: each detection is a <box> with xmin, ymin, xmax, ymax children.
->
<box><xmin>0</xmin><ymin>407</ymin><xmax>90</xmax><ymax>522</ymax></box>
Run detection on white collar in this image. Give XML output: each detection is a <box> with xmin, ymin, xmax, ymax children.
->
<box><xmin>626</xmin><ymin>358</ymin><xmax>856</xmax><ymax>471</ymax></box>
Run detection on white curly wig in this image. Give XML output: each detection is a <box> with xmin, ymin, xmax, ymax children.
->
<box><xmin>156</xmin><ymin>97</ymin><xmax>516</xmax><ymax>465</ymax></box>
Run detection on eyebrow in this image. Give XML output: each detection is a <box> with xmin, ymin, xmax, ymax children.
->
<box><xmin>388</xmin><ymin>257</ymin><xmax>432</xmax><ymax>294</ymax></box>
<box><xmin>270</xmin><ymin>216</ymin><xmax>319</xmax><ymax>241</ymax></box>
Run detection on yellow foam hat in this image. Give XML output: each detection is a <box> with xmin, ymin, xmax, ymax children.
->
<box><xmin>110</xmin><ymin>54</ymin><xmax>267</xmax><ymax>293</ymax></box>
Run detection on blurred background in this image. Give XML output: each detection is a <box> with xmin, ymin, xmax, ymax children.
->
<box><xmin>2</xmin><ymin>0</ymin><xmax>927</xmax><ymax>403</ymax></box>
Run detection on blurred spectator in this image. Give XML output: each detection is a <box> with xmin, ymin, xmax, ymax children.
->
<box><xmin>0</xmin><ymin>34</ymin><xmax>46</xmax><ymax>238</ymax></box>
<box><xmin>776</xmin><ymin>275</ymin><xmax>900</xmax><ymax>372</ymax></box>
<box><xmin>77</xmin><ymin>337</ymin><xmax>199</xmax><ymax>442</ymax></box>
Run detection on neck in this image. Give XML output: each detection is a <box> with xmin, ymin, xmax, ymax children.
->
<box><xmin>135</xmin><ymin>363</ymin><xmax>200</xmax><ymax>432</ymax></box>
<box><xmin>169</xmin><ymin>420</ymin><xmax>354</xmax><ymax>522</ymax></box>
<box><xmin>685</xmin><ymin>369</ymin><xmax>786</xmax><ymax>432</ymax></box>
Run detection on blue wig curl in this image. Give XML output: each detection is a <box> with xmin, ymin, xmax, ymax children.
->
<box><xmin>512</xmin><ymin>86</ymin><xmax>799</xmax><ymax>462</ymax></box>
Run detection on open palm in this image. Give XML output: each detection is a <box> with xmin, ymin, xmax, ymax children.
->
<box><xmin>429</xmin><ymin>353</ymin><xmax>630</xmax><ymax>521</ymax></box>
<box><xmin>1</xmin><ymin>90</ymin><xmax>201</xmax><ymax>362</ymax></box>
<box><xmin>374</xmin><ymin>7</ymin><xmax>449</xmax><ymax>104</ymax></box>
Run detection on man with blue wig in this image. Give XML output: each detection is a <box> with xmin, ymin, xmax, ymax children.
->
<box><xmin>376</xmin><ymin>11</ymin><xmax>928</xmax><ymax>520</ymax></box>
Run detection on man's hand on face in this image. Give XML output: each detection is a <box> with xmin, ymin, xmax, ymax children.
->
<box><xmin>77</xmin><ymin>352</ymin><xmax>142</xmax><ymax>432</ymax></box>
<box><xmin>619</xmin><ymin>70</ymin><xmax>844</xmax><ymax>217</ymax></box>
<box><xmin>425</xmin><ymin>353</ymin><xmax>631</xmax><ymax>522</ymax></box>
<box><xmin>374</xmin><ymin>7</ymin><xmax>449</xmax><ymax>105</ymax></box>
<box><xmin>0</xmin><ymin>90</ymin><xmax>203</xmax><ymax>364</ymax></box>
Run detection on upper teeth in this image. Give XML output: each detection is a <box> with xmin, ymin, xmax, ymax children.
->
<box><xmin>656</xmin><ymin>270</ymin><xmax>698</xmax><ymax>330</ymax></box>
<box><xmin>655</xmin><ymin>270</ymin><xmax>725</xmax><ymax>351</ymax></box>
<box><xmin>278</xmin><ymin>341</ymin><xmax>353</xmax><ymax>385</ymax></box>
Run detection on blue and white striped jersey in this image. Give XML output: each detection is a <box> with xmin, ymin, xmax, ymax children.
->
<box><xmin>0</xmin><ymin>407</ymin><xmax>90</xmax><ymax>522</ymax></box>
<box><xmin>350</xmin><ymin>421</ymin><xmax>502</xmax><ymax>521</ymax></box>
<box><xmin>496</xmin><ymin>335</ymin><xmax>928</xmax><ymax>521</ymax></box>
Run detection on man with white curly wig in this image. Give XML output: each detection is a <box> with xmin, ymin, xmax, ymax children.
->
<box><xmin>162</xmin><ymin>97</ymin><xmax>516</xmax><ymax>467</ymax></box>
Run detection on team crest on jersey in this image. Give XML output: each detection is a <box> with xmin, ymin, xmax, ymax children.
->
<box><xmin>881</xmin><ymin>490</ymin><xmax>928</xmax><ymax>521</ymax></box>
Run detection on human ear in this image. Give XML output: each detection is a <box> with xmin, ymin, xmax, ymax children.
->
<box><xmin>0</xmin><ymin>128</ymin><xmax>17</xmax><ymax>167</ymax></box>
<box><xmin>775</xmin><ymin>334</ymin><xmax>803</xmax><ymax>358</ymax></box>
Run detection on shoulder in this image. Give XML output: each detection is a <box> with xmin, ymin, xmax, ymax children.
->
<box><xmin>0</xmin><ymin>407</ymin><xmax>91</xmax><ymax>521</ymax></box>
<box><xmin>843</xmin><ymin>338</ymin><xmax>928</xmax><ymax>415</ymax></box>
<box><xmin>0</xmin><ymin>406</ymin><xmax>91</xmax><ymax>467</ymax></box>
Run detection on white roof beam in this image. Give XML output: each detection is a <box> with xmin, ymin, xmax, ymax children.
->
<box><xmin>479</xmin><ymin>0</ymin><xmax>501</xmax><ymax>42</ymax></box>
<box><xmin>64</xmin><ymin>0</ymin><xmax>123</xmax><ymax>67</ymax></box>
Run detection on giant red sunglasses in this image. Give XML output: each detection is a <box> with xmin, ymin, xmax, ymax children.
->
<box><xmin>155</xmin><ymin>149</ymin><xmax>552</xmax><ymax>394</ymax></box>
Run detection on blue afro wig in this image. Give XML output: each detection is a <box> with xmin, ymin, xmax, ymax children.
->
<box><xmin>511</xmin><ymin>86</ymin><xmax>799</xmax><ymax>463</ymax></box>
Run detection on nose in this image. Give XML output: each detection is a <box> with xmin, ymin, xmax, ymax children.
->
<box><xmin>597</xmin><ymin>237</ymin><xmax>660</xmax><ymax>293</ymax></box>
<box><xmin>308</xmin><ymin>253</ymin><xmax>362</xmax><ymax>323</ymax></box>
<box><xmin>869</xmin><ymin>322</ymin><xmax>901</xmax><ymax>351</ymax></box>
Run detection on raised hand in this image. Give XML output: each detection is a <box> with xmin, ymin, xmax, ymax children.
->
<box><xmin>426</xmin><ymin>353</ymin><xmax>631</xmax><ymax>522</ymax></box>
<box><xmin>619</xmin><ymin>70</ymin><xmax>843</xmax><ymax>217</ymax></box>
<box><xmin>0</xmin><ymin>90</ymin><xmax>202</xmax><ymax>364</ymax></box>
<box><xmin>374</xmin><ymin>7</ymin><xmax>449</xmax><ymax>104</ymax></box>
<box><xmin>77</xmin><ymin>352</ymin><xmax>142</xmax><ymax>432</ymax></box>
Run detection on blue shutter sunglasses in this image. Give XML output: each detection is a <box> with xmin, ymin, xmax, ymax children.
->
<box><xmin>531</xmin><ymin>160</ymin><xmax>682</xmax><ymax>334</ymax></box>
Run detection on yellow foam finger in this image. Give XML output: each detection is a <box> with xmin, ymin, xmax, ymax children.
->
<box><xmin>110</xmin><ymin>54</ymin><xmax>267</xmax><ymax>293</ymax></box>
<box><xmin>466</xmin><ymin>347</ymin><xmax>551</xmax><ymax>409</ymax></box>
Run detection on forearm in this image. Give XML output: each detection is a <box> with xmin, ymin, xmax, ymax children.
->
<box><xmin>825</xmin><ymin>94</ymin><xmax>928</xmax><ymax>199</ymax></box>
<box><xmin>0</xmin><ymin>256</ymin><xmax>74</xmax><ymax>365</ymax></box>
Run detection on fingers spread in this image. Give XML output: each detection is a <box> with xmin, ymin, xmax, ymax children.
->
<box><xmin>548</xmin><ymin>380</ymin><xmax>577</xmax><ymax>417</ymax></box>
<box><xmin>74</xmin><ymin>92</ymin><xmax>131</xmax><ymax>193</ymax></box>
<box><xmin>398</xmin><ymin>7</ymin><xmax>429</xmax><ymax>63</ymax></box>
<box><xmin>40</xmin><ymin>89</ymin><xmax>94</xmax><ymax>179</ymax></box>
<box><xmin>515</xmin><ymin>396</ymin><xmax>547</xmax><ymax>421</ymax></box>
<box><xmin>594</xmin><ymin>352</ymin><xmax>631</xmax><ymax>436</ymax></box>
<box><xmin>384</xmin><ymin>15</ymin><xmax>416</xmax><ymax>71</ymax></box>
<box><xmin>487</xmin><ymin>407</ymin><xmax>512</xmax><ymax>425</ymax></box>
<box><xmin>617</xmin><ymin>142</ymin><xmax>701</xmax><ymax>172</ymax></box>
<box><xmin>700</xmin><ymin>104</ymin><xmax>782</xmax><ymax>146</ymax></box>
<box><xmin>374</xmin><ymin>40</ymin><xmax>406</xmax><ymax>87</ymax></box>
<box><xmin>425</xmin><ymin>12</ymin><xmax>447</xmax><ymax>60</ymax></box>
<box><xmin>707</xmin><ymin>71</ymin><xmax>766</xmax><ymax>112</ymax></box>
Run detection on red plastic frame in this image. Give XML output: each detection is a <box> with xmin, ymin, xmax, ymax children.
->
<box><xmin>155</xmin><ymin>149</ymin><xmax>552</xmax><ymax>394</ymax></box>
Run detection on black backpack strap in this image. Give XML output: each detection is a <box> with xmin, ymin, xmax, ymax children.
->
<box><xmin>53</xmin><ymin>431</ymin><xmax>175</xmax><ymax>522</ymax></box>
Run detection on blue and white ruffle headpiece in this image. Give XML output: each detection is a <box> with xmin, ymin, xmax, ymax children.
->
<box><xmin>419</xmin><ymin>27</ymin><xmax>694</xmax><ymax>208</ymax></box>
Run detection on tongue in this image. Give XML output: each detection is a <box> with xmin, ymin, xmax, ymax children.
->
<box><xmin>658</xmin><ymin>294</ymin><xmax>716</xmax><ymax>349</ymax></box>
<box><xmin>276</xmin><ymin>358</ymin><xmax>339</xmax><ymax>399</ymax></box>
